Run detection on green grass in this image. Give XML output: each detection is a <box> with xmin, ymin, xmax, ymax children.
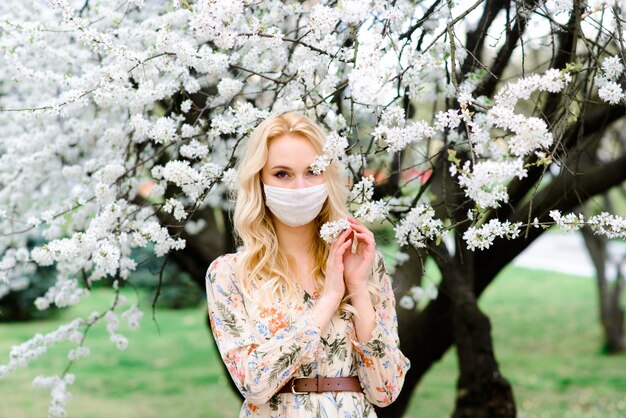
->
<box><xmin>1</xmin><ymin>266</ymin><xmax>625</xmax><ymax>417</ymax></box>
<box><xmin>404</xmin><ymin>265</ymin><xmax>626</xmax><ymax>418</ymax></box>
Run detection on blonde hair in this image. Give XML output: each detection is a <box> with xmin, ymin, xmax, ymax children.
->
<box><xmin>229</xmin><ymin>111</ymin><xmax>380</xmax><ymax>312</ymax></box>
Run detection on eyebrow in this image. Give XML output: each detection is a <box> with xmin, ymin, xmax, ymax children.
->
<box><xmin>271</xmin><ymin>165</ymin><xmax>312</xmax><ymax>170</ymax></box>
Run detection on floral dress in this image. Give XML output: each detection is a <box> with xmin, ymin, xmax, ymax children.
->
<box><xmin>205</xmin><ymin>249</ymin><xmax>411</xmax><ymax>418</ymax></box>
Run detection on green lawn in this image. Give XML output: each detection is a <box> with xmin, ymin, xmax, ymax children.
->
<box><xmin>1</xmin><ymin>265</ymin><xmax>625</xmax><ymax>417</ymax></box>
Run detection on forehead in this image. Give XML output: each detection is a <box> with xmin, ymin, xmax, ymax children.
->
<box><xmin>265</xmin><ymin>134</ymin><xmax>318</xmax><ymax>167</ymax></box>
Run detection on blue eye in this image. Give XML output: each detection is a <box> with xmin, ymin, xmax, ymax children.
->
<box><xmin>275</xmin><ymin>171</ymin><xmax>288</xmax><ymax>178</ymax></box>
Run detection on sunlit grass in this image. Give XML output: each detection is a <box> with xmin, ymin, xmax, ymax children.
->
<box><xmin>406</xmin><ymin>265</ymin><xmax>626</xmax><ymax>418</ymax></box>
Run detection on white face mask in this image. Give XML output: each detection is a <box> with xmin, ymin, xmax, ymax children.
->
<box><xmin>262</xmin><ymin>182</ymin><xmax>329</xmax><ymax>227</ymax></box>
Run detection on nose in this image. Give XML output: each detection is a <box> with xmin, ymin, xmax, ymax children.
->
<box><xmin>294</xmin><ymin>176</ymin><xmax>307</xmax><ymax>189</ymax></box>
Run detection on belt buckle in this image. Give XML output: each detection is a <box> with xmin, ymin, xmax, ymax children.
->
<box><xmin>291</xmin><ymin>378</ymin><xmax>307</xmax><ymax>395</ymax></box>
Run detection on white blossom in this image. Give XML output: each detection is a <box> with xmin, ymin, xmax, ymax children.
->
<box><xmin>550</xmin><ymin>210</ymin><xmax>626</xmax><ymax>238</ymax></box>
<box><xmin>350</xmin><ymin>175</ymin><xmax>375</xmax><ymax>204</ymax></box>
<box><xmin>354</xmin><ymin>200</ymin><xmax>389</xmax><ymax>223</ymax></box>
<box><xmin>2</xmin><ymin>318</ymin><xmax>85</xmax><ymax>380</ymax></box>
<box><xmin>217</xmin><ymin>78</ymin><xmax>243</xmax><ymax>101</ymax></box>
<box><xmin>121</xmin><ymin>304</ymin><xmax>144</xmax><ymax>330</ymax></box>
<box><xmin>547</xmin><ymin>0</ymin><xmax>572</xmax><ymax>12</ymax></box>
<box><xmin>320</xmin><ymin>218</ymin><xmax>351</xmax><ymax>244</ymax></box>
<box><xmin>32</xmin><ymin>373</ymin><xmax>75</xmax><ymax>418</ymax></box>
<box><xmin>463</xmin><ymin>219</ymin><xmax>523</xmax><ymax>251</ymax></box>
<box><xmin>601</xmin><ymin>55</ymin><xmax>624</xmax><ymax>80</ymax></box>
<box><xmin>372</xmin><ymin>120</ymin><xmax>435</xmax><ymax>153</ymax></box>
<box><xmin>394</xmin><ymin>205</ymin><xmax>444</xmax><ymax>248</ymax></box>
<box><xmin>310</xmin><ymin>132</ymin><xmax>348</xmax><ymax>174</ymax></box>
<box><xmin>180</xmin><ymin>99</ymin><xmax>193</xmax><ymax>114</ymax></box>
<box><xmin>309</xmin><ymin>4</ymin><xmax>339</xmax><ymax>34</ymax></box>
<box><xmin>399</xmin><ymin>295</ymin><xmax>415</xmax><ymax>310</ymax></box>
<box><xmin>179</xmin><ymin>140</ymin><xmax>209</xmax><ymax>159</ymax></box>
<box><xmin>598</xmin><ymin>81</ymin><xmax>624</xmax><ymax>105</ymax></box>
<box><xmin>162</xmin><ymin>198</ymin><xmax>188</xmax><ymax>221</ymax></box>
<box><xmin>161</xmin><ymin>160</ymin><xmax>213</xmax><ymax>200</ymax></box>
<box><xmin>67</xmin><ymin>346</ymin><xmax>90</xmax><ymax>361</ymax></box>
<box><xmin>549</xmin><ymin>209</ymin><xmax>586</xmax><ymax>232</ymax></box>
<box><xmin>455</xmin><ymin>160</ymin><xmax>528</xmax><ymax>209</ymax></box>
<box><xmin>110</xmin><ymin>333</ymin><xmax>129</xmax><ymax>350</ymax></box>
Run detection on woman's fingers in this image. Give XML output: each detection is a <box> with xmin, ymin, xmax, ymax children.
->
<box><xmin>339</xmin><ymin>238</ymin><xmax>352</xmax><ymax>253</ymax></box>
<box><xmin>348</xmin><ymin>218</ymin><xmax>374</xmax><ymax>238</ymax></box>
<box><xmin>353</xmin><ymin>231</ymin><xmax>373</xmax><ymax>244</ymax></box>
<box><xmin>330</xmin><ymin>227</ymin><xmax>352</xmax><ymax>248</ymax></box>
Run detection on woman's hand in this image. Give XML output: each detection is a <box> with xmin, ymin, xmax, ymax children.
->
<box><xmin>342</xmin><ymin>216</ymin><xmax>376</xmax><ymax>295</ymax></box>
<box><xmin>319</xmin><ymin>226</ymin><xmax>353</xmax><ymax>307</ymax></box>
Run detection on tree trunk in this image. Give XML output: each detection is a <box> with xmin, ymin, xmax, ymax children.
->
<box><xmin>581</xmin><ymin>225</ymin><xmax>626</xmax><ymax>354</ymax></box>
<box><xmin>440</xmin><ymin>254</ymin><xmax>516</xmax><ymax>418</ymax></box>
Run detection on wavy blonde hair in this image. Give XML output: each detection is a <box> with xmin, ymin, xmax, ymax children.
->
<box><xmin>229</xmin><ymin>111</ymin><xmax>380</xmax><ymax>312</ymax></box>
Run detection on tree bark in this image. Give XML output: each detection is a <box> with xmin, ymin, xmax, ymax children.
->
<box><xmin>439</xmin><ymin>254</ymin><xmax>516</xmax><ymax>418</ymax></box>
<box><xmin>581</xmin><ymin>222</ymin><xmax>626</xmax><ymax>354</ymax></box>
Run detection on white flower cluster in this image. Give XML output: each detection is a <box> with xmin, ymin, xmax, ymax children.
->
<box><xmin>434</xmin><ymin>108</ymin><xmax>465</xmax><ymax>131</ymax></box>
<box><xmin>121</xmin><ymin>304</ymin><xmax>144</xmax><ymax>330</ymax></box>
<box><xmin>309</xmin><ymin>4</ymin><xmax>339</xmax><ymax>36</ymax></box>
<box><xmin>309</xmin><ymin>132</ymin><xmax>349</xmax><ymax>174</ymax></box>
<box><xmin>347</xmin><ymin>30</ymin><xmax>393</xmax><ymax>106</ymax></box>
<box><xmin>217</xmin><ymin>78</ymin><xmax>243</xmax><ymax>102</ymax></box>
<box><xmin>596</xmin><ymin>56</ymin><xmax>625</xmax><ymax>105</ymax></box>
<box><xmin>550</xmin><ymin>210</ymin><xmax>626</xmax><ymax>238</ymax></box>
<box><xmin>463</xmin><ymin>219</ymin><xmax>523</xmax><ymax>251</ymax></box>
<box><xmin>455</xmin><ymin>159</ymin><xmax>527</xmax><ymax>209</ymax></box>
<box><xmin>179</xmin><ymin>140</ymin><xmax>210</xmax><ymax>159</ymax></box>
<box><xmin>34</xmin><ymin>277</ymin><xmax>89</xmax><ymax>311</ymax></box>
<box><xmin>348</xmin><ymin>175</ymin><xmax>389</xmax><ymax>222</ymax></box>
<box><xmin>486</xmin><ymin>70</ymin><xmax>570</xmax><ymax>157</ymax></box>
<box><xmin>150</xmin><ymin>116</ymin><xmax>181</xmax><ymax>144</ymax></box>
<box><xmin>32</xmin><ymin>373</ymin><xmax>75</xmax><ymax>418</ymax></box>
<box><xmin>162</xmin><ymin>198</ymin><xmax>188</xmax><ymax>221</ymax></box>
<box><xmin>188</xmin><ymin>0</ymin><xmax>245</xmax><ymax>49</ymax></box>
<box><xmin>354</xmin><ymin>200</ymin><xmax>390</xmax><ymax>223</ymax></box>
<box><xmin>0</xmin><ymin>318</ymin><xmax>84</xmax><ymax>379</ymax></box>
<box><xmin>549</xmin><ymin>210</ymin><xmax>585</xmax><ymax>232</ymax></box>
<box><xmin>350</xmin><ymin>175</ymin><xmax>375</xmax><ymax>204</ymax></box>
<box><xmin>159</xmin><ymin>160</ymin><xmax>221</xmax><ymax>201</ymax></box>
<box><xmin>586</xmin><ymin>212</ymin><xmax>626</xmax><ymax>239</ymax></box>
<box><xmin>446</xmin><ymin>69</ymin><xmax>572</xmax><ymax>209</ymax></box>
<box><xmin>28</xmin><ymin>203</ymin><xmax>187</xmax><ymax>299</ymax></box>
<box><xmin>134</xmin><ymin>219</ymin><xmax>188</xmax><ymax>257</ymax></box>
<box><xmin>394</xmin><ymin>205</ymin><xmax>444</xmax><ymax>248</ymax></box>
<box><xmin>372</xmin><ymin>105</ymin><xmax>435</xmax><ymax>153</ymax></box>
<box><xmin>546</xmin><ymin>0</ymin><xmax>572</xmax><ymax>12</ymax></box>
<box><xmin>67</xmin><ymin>346</ymin><xmax>90</xmax><ymax>361</ymax></box>
<box><xmin>209</xmin><ymin>102</ymin><xmax>270</xmax><ymax>137</ymax></box>
<box><xmin>104</xmin><ymin>310</ymin><xmax>129</xmax><ymax>350</ymax></box>
<box><xmin>221</xmin><ymin>167</ymin><xmax>239</xmax><ymax>194</ymax></box>
<box><xmin>320</xmin><ymin>218</ymin><xmax>351</xmax><ymax>244</ymax></box>
<box><xmin>399</xmin><ymin>283</ymin><xmax>438</xmax><ymax>310</ymax></box>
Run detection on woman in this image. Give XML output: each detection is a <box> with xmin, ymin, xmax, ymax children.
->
<box><xmin>205</xmin><ymin>111</ymin><xmax>410</xmax><ymax>417</ymax></box>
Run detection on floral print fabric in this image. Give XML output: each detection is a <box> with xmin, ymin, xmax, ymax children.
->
<box><xmin>205</xmin><ymin>250</ymin><xmax>411</xmax><ymax>418</ymax></box>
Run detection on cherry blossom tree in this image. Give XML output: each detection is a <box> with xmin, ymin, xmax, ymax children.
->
<box><xmin>1</xmin><ymin>0</ymin><xmax>625</xmax><ymax>417</ymax></box>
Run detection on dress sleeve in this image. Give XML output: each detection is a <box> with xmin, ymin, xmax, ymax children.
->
<box><xmin>348</xmin><ymin>250</ymin><xmax>411</xmax><ymax>407</ymax></box>
<box><xmin>205</xmin><ymin>254</ymin><xmax>322</xmax><ymax>405</ymax></box>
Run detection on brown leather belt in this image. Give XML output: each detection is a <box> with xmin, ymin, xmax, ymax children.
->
<box><xmin>277</xmin><ymin>376</ymin><xmax>362</xmax><ymax>394</ymax></box>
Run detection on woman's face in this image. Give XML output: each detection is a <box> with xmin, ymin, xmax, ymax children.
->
<box><xmin>260</xmin><ymin>133</ymin><xmax>325</xmax><ymax>189</ymax></box>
